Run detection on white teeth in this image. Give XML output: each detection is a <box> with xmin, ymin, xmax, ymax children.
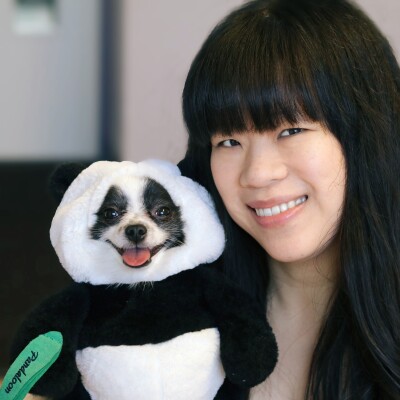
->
<box><xmin>280</xmin><ymin>203</ymin><xmax>288</xmax><ymax>212</ymax></box>
<box><xmin>255</xmin><ymin>196</ymin><xmax>307</xmax><ymax>217</ymax></box>
<box><xmin>271</xmin><ymin>206</ymin><xmax>280</xmax><ymax>215</ymax></box>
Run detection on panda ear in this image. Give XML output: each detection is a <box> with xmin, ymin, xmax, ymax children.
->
<box><xmin>49</xmin><ymin>163</ymin><xmax>89</xmax><ymax>204</ymax></box>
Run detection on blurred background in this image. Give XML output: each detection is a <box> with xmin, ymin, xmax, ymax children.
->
<box><xmin>1</xmin><ymin>0</ymin><xmax>399</xmax><ymax>376</ymax></box>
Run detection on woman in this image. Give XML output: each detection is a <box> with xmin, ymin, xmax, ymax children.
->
<box><xmin>180</xmin><ymin>0</ymin><xmax>400</xmax><ymax>398</ymax></box>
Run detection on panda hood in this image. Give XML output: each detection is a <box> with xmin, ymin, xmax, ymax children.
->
<box><xmin>50</xmin><ymin>160</ymin><xmax>225</xmax><ymax>285</ymax></box>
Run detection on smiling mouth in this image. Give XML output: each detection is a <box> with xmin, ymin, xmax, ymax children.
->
<box><xmin>252</xmin><ymin>195</ymin><xmax>308</xmax><ymax>217</ymax></box>
<box><xmin>107</xmin><ymin>241</ymin><xmax>164</xmax><ymax>268</ymax></box>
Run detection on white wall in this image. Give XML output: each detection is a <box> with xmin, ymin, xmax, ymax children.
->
<box><xmin>0</xmin><ymin>0</ymin><xmax>101</xmax><ymax>160</ymax></box>
<box><xmin>119</xmin><ymin>0</ymin><xmax>400</xmax><ymax>163</ymax></box>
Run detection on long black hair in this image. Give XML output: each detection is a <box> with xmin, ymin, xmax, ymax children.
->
<box><xmin>181</xmin><ymin>0</ymin><xmax>400</xmax><ymax>398</ymax></box>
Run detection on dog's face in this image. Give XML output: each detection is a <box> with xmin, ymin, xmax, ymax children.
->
<box><xmin>90</xmin><ymin>175</ymin><xmax>185</xmax><ymax>269</ymax></box>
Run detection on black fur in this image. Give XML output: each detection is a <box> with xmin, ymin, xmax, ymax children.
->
<box><xmin>143</xmin><ymin>178</ymin><xmax>185</xmax><ymax>249</ymax></box>
<box><xmin>90</xmin><ymin>186</ymin><xmax>128</xmax><ymax>240</ymax></box>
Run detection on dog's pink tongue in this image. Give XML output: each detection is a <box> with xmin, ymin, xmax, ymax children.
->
<box><xmin>122</xmin><ymin>248</ymin><xmax>151</xmax><ymax>267</ymax></box>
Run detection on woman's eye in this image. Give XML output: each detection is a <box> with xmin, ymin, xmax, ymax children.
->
<box><xmin>218</xmin><ymin>139</ymin><xmax>241</xmax><ymax>147</ymax></box>
<box><xmin>103</xmin><ymin>208</ymin><xmax>120</xmax><ymax>220</ymax></box>
<box><xmin>279</xmin><ymin>128</ymin><xmax>304</xmax><ymax>137</ymax></box>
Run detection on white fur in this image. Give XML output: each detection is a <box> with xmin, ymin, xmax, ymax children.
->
<box><xmin>75</xmin><ymin>328</ymin><xmax>225</xmax><ymax>400</ymax></box>
<box><xmin>50</xmin><ymin>160</ymin><xmax>225</xmax><ymax>284</ymax></box>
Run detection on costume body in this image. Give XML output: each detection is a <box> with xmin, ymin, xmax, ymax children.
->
<box><xmin>11</xmin><ymin>264</ymin><xmax>273</xmax><ymax>400</ymax></box>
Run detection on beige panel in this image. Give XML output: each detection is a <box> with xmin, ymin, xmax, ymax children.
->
<box><xmin>357</xmin><ymin>0</ymin><xmax>400</xmax><ymax>59</ymax></box>
<box><xmin>119</xmin><ymin>0</ymin><xmax>245</xmax><ymax>163</ymax></box>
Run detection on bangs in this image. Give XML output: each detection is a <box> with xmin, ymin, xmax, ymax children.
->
<box><xmin>182</xmin><ymin>1</ymin><xmax>329</xmax><ymax>146</ymax></box>
<box><xmin>204</xmin><ymin>38</ymin><xmax>323</xmax><ymax>137</ymax></box>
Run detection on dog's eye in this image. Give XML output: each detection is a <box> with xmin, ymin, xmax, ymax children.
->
<box><xmin>155</xmin><ymin>207</ymin><xmax>170</xmax><ymax>218</ymax></box>
<box><xmin>103</xmin><ymin>208</ymin><xmax>120</xmax><ymax>220</ymax></box>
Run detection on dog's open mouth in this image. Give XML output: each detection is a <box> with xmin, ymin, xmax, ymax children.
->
<box><xmin>108</xmin><ymin>241</ymin><xmax>164</xmax><ymax>268</ymax></box>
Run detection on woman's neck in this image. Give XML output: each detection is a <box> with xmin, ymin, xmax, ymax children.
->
<box><xmin>250</xmin><ymin>250</ymin><xmax>338</xmax><ymax>400</ymax></box>
<box><xmin>267</xmin><ymin>242</ymin><xmax>338</xmax><ymax>322</ymax></box>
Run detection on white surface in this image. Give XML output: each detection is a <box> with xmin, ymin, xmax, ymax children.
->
<box><xmin>76</xmin><ymin>328</ymin><xmax>225</xmax><ymax>400</ymax></box>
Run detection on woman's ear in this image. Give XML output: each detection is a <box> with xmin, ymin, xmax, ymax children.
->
<box><xmin>49</xmin><ymin>163</ymin><xmax>89</xmax><ymax>204</ymax></box>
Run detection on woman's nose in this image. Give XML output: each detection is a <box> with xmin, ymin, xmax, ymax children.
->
<box><xmin>239</xmin><ymin>147</ymin><xmax>288</xmax><ymax>188</ymax></box>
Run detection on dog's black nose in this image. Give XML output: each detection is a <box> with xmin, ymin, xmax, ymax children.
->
<box><xmin>125</xmin><ymin>224</ymin><xmax>147</xmax><ymax>242</ymax></box>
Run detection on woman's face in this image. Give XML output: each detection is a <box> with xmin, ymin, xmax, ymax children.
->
<box><xmin>210</xmin><ymin>120</ymin><xmax>346</xmax><ymax>265</ymax></box>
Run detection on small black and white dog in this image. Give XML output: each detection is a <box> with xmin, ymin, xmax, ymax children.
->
<box><xmin>10</xmin><ymin>160</ymin><xmax>277</xmax><ymax>400</ymax></box>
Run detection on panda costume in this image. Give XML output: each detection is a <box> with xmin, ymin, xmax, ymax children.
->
<box><xmin>10</xmin><ymin>160</ymin><xmax>277</xmax><ymax>400</ymax></box>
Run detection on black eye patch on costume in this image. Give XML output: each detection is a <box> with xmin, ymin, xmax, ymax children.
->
<box><xmin>90</xmin><ymin>186</ymin><xmax>128</xmax><ymax>240</ymax></box>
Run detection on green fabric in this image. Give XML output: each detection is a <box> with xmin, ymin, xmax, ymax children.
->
<box><xmin>0</xmin><ymin>331</ymin><xmax>63</xmax><ymax>400</ymax></box>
